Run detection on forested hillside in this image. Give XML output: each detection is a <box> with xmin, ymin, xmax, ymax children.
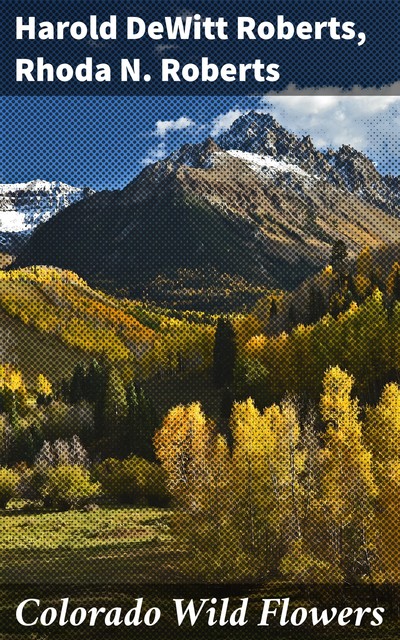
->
<box><xmin>0</xmin><ymin>266</ymin><xmax>215</xmax><ymax>384</ymax></box>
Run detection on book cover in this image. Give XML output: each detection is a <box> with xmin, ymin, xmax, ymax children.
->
<box><xmin>0</xmin><ymin>1</ymin><xmax>399</xmax><ymax>636</ymax></box>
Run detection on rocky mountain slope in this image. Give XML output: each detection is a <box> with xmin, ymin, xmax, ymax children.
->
<box><xmin>218</xmin><ymin>111</ymin><xmax>400</xmax><ymax>214</ymax></box>
<box><xmin>13</xmin><ymin>111</ymin><xmax>400</xmax><ymax>310</ymax></box>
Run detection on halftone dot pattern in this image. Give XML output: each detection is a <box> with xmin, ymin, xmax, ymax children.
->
<box><xmin>2</xmin><ymin>13</ymin><xmax>400</xmax><ymax>634</ymax></box>
<box><xmin>2</xmin><ymin>0</ymin><xmax>400</xmax><ymax>96</ymax></box>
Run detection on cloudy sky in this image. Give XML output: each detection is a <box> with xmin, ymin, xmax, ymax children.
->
<box><xmin>2</xmin><ymin>88</ymin><xmax>400</xmax><ymax>190</ymax></box>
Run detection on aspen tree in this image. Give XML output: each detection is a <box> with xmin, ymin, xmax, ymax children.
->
<box><xmin>375</xmin><ymin>462</ymin><xmax>400</xmax><ymax>582</ymax></box>
<box><xmin>365</xmin><ymin>381</ymin><xmax>400</xmax><ymax>582</ymax></box>
<box><xmin>364</xmin><ymin>383</ymin><xmax>400</xmax><ymax>469</ymax></box>
<box><xmin>155</xmin><ymin>403</ymin><xmax>237</xmax><ymax>579</ymax></box>
<box><xmin>319</xmin><ymin>367</ymin><xmax>377</xmax><ymax>579</ymax></box>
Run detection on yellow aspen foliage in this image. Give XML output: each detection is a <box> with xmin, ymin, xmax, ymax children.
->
<box><xmin>0</xmin><ymin>365</ymin><xmax>26</xmax><ymax>396</ymax></box>
<box><xmin>155</xmin><ymin>404</ymin><xmax>237</xmax><ymax>580</ymax></box>
<box><xmin>375</xmin><ymin>462</ymin><xmax>400</xmax><ymax>582</ymax></box>
<box><xmin>354</xmin><ymin>274</ymin><xmax>370</xmax><ymax>299</ymax></box>
<box><xmin>364</xmin><ymin>383</ymin><xmax>400</xmax><ymax>480</ymax></box>
<box><xmin>37</xmin><ymin>374</ymin><xmax>52</xmax><ymax>398</ymax></box>
<box><xmin>319</xmin><ymin>367</ymin><xmax>377</xmax><ymax>576</ymax></box>
<box><xmin>323</xmin><ymin>264</ymin><xmax>333</xmax><ymax>277</ymax></box>
<box><xmin>280</xmin><ymin>539</ymin><xmax>343</xmax><ymax>583</ymax></box>
<box><xmin>320</xmin><ymin>367</ymin><xmax>376</xmax><ymax>494</ymax></box>
<box><xmin>350</xmin><ymin>290</ymin><xmax>389</xmax><ymax>390</ymax></box>
<box><xmin>154</xmin><ymin>367</ymin><xmax>400</xmax><ymax>582</ymax></box>
<box><xmin>230</xmin><ymin>399</ymin><xmax>276</xmax><ymax>542</ymax></box>
<box><xmin>154</xmin><ymin>403</ymin><xmax>220</xmax><ymax>510</ymax></box>
<box><xmin>229</xmin><ymin>398</ymin><xmax>304</xmax><ymax>568</ymax></box>
<box><xmin>232</xmin><ymin>314</ymin><xmax>262</xmax><ymax>350</ymax></box>
<box><xmin>244</xmin><ymin>334</ymin><xmax>268</xmax><ymax>360</ymax></box>
<box><xmin>7</xmin><ymin>370</ymin><xmax>24</xmax><ymax>395</ymax></box>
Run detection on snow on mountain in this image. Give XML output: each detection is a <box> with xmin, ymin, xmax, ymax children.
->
<box><xmin>214</xmin><ymin>111</ymin><xmax>400</xmax><ymax>211</ymax></box>
<box><xmin>14</xmin><ymin>111</ymin><xmax>400</xmax><ymax>311</ymax></box>
<box><xmin>0</xmin><ymin>180</ymin><xmax>93</xmax><ymax>235</ymax></box>
<box><xmin>224</xmin><ymin>149</ymin><xmax>313</xmax><ymax>179</ymax></box>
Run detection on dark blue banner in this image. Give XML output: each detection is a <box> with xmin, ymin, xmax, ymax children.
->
<box><xmin>0</xmin><ymin>0</ymin><xmax>399</xmax><ymax>95</ymax></box>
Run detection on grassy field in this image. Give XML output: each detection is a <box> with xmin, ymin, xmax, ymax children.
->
<box><xmin>0</xmin><ymin>507</ymin><xmax>397</xmax><ymax>638</ymax></box>
<box><xmin>0</xmin><ymin>506</ymin><xmax>179</xmax><ymax>585</ymax></box>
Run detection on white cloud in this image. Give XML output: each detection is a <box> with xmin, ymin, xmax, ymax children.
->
<box><xmin>260</xmin><ymin>85</ymin><xmax>400</xmax><ymax>160</ymax></box>
<box><xmin>141</xmin><ymin>85</ymin><xmax>400</xmax><ymax>174</ymax></box>
<box><xmin>205</xmin><ymin>85</ymin><xmax>400</xmax><ymax>173</ymax></box>
<box><xmin>210</xmin><ymin>109</ymin><xmax>244</xmax><ymax>136</ymax></box>
<box><xmin>156</xmin><ymin>116</ymin><xmax>195</xmax><ymax>137</ymax></box>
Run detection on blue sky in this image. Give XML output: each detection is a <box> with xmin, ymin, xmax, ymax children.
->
<box><xmin>2</xmin><ymin>91</ymin><xmax>400</xmax><ymax>190</ymax></box>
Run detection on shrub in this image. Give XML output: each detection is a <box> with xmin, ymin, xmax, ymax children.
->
<box><xmin>0</xmin><ymin>415</ymin><xmax>10</xmax><ymax>465</ymax></box>
<box><xmin>18</xmin><ymin>462</ymin><xmax>46</xmax><ymax>502</ymax></box>
<box><xmin>40</xmin><ymin>465</ymin><xmax>100</xmax><ymax>510</ymax></box>
<box><xmin>130</xmin><ymin>457</ymin><xmax>169</xmax><ymax>507</ymax></box>
<box><xmin>94</xmin><ymin>456</ymin><xmax>169</xmax><ymax>506</ymax></box>
<box><xmin>0</xmin><ymin>467</ymin><xmax>20</xmax><ymax>508</ymax></box>
<box><xmin>92</xmin><ymin>458</ymin><xmax>129</xmax><ymax>502</ymax></box>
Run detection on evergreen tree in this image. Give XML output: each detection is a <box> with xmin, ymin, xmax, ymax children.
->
<box><xmin>329</xmin><ymin>293</ymin><xmax>342</xmax><ymax>319</ymax></box>
<box><xmin>393</xmin><ymin>269</ymin><xmax>400</xmax><ymax>302</ymax></box>
<box><xmin>213</xmin><ymin>317</ymin><xmax>236</xmax><ymax>388</ymax></box>
<box><xmin>69</xmin><ymin>362</ymin><xmax>86</xmax><ymax>404</ymax></box>
<box><xmin>219</xmin><ymin>386</ymin><xmax>234</xmax><ymax>451</ymax></box>
<box><xmin>125</xmin><ymin>383</ymin><xmax>158</xmax><ymax>460</ymax></box>
<box><xmin>387</xmin><ymin>262</ymin><xmax>400</xmax><ymax>303</ymax></box>
<box><xmin>104</xmin><ymin>367</ymin><xmax>128</xmax><ymax>447</ymax></box>
<box><xmin>85</xmin><ymin>359</ymin><xmax>105</xmax><ymax>404</ymax></box>
<box><xmin>269</xmin><ymin>298</ymin><xmax>278</xmax><ymax>318</ymax></box>
<box><xmin>125</xmin><ymin>381</ymin><xmax>139</xmax><ymax>456</ymax></box>
<box><xmin>26</xmin><ymin>424</ymin><xmax>44</xmax><ymax>464</ymax></box>
<box><xmin>331</xmin><ymin>240</ymin><xmax>348</xmax><ymax>285</ymax></box>
<box><xmin>60</xmin><ymin>378</ymin><xmax>70</xmax><ymax>403</ymax></box>
<box><xmin>288</xmin><ymin>303</ymin><xmax>297</xmax><ymax>329</ymax></box>
<box><xmin>308</xmin><ymin>286</ymin><xmax>326</xmax><ymax>324</ymax></box>
<box><xmin>346</xmin><ymin>273</ymin><xmax>359</xmax><ymax>303</ymax></box>
<box><xmin>9</xmin><ymin>421</ymin><xmax>43</xmax><ymax>466</ymax></box>
<box><xmin>79</xmin><ymin>358</ymin><xmax>108</xmax><ymax>440</ymax></box>
<box><xmin>37</xmin><ymin>374</ymin><xmax>53</xmax><ymax>407</ymax></box>
<box><xmin>370</xmin><ymin>267</ymin><xmax>384</xmax><ymax>294</ymax></box>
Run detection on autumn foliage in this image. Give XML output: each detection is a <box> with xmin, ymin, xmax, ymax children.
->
<box><xmin>155</xmin><ymin>367</ymin><xmax>400</xmax><ymax>583</ymax></box>
<box><xmin>1</xmin><ymin>252</ymin><xmax>400</xmax><ymax>585</ymax></box>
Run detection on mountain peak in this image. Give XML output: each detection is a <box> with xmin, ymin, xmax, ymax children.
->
<box><xmin>0</xmin><ymin>180</ymin><xmax>94</xmax><ymax>246</ymax></box>
<box><xmin>216</xmin><ymin>110</ymin><xmax>323</xmax><ymax>171</ymax></box>
<box><xmin>156</xmin><ymin>137</ymin><xmax>222</xmax><ymax>172</ymax></box>
<box><xmin>13</xmin><ymin>109</ymin><xmax>400</xmax><ymax>311</ymax></box>
<box><xmin>217</xmin><ymin>110</ymin><xmax>287</xmax><ymax>153</ymax></box>
<box><xmin>236</xmin><ymin>109</ymin><xmax>280</xmax><ymax>127</ymax></box>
